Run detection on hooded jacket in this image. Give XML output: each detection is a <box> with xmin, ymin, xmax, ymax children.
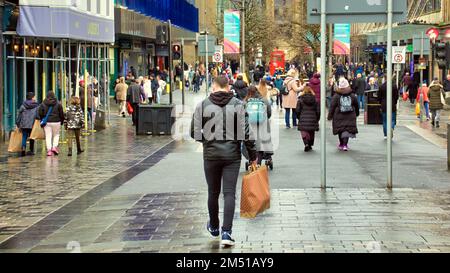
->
<box><xmin>378</xmin><ymin>82</ymin><xmax>399</xmax><ymax>113</ymax></box>
<box><xmin>327</xmin><ymin>87</ymin><xmax>359</xmax><ymax>135</ymax></box>
<box><xmin>296</xmin><ymin>93</ymin><xmax>320</xmax><ymax>132</ymax></box>
<box><xmin>17</xmin><ymin>100</ymin><xmax>39</xmax><ymax>129</ymax></box>
<box><xmin>428</xmin><ymin>82</ymin><xmax>445</xmax><ymax>110</ymax></box>
<box><xmin>191</xmin><ymin>91</ymin><xmax>257</xmax><ymax>161</ymax></box>
<box><xmin>38</xmin><ymin>97</ymin><xmax>65</xmax><ymax>124</ymax></box>
<box><xmin>308</xmin><ymin>74</ymin><xmax>321</xmax><ymax>102</ymax></box>
<box><xmin>233</xmin><ymin>80</ymin><xmax>248</xmax><ymax>100</ymax></box>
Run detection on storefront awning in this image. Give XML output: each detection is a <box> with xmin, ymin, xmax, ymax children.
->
<box><xmin>17</xmin><ymin>6</ymin><xmax>115</xmax><ymax>43</ymax></box>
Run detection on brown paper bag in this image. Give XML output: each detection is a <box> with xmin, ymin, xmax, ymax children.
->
<box><xmin>30</xmin><ymin>120</ymin><xmax>45</xmax><ymax>140</ymax></box>
<box><xmin>8</xmin><ymin>128</ymin><xmax>23</xmax><ymax>153</ymax></box>
<box><xmin>240</xmin><ymin>165</ymin><xmax>271</xmax><ymax>219</ymax></box>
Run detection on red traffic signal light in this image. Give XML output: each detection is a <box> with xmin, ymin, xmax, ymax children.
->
<box><xmin>172</xmin><ymin>44</ymin><xmax>181</xmax><ymax>60</ymax></box>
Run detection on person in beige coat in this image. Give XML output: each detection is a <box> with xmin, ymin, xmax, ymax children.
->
<box><xmin>283</xmin><ymin>69</ymin><xmax>305</xmax><ymax>128</ymax></box>
<box><xmin>115</xmin><ymin>77</ymin><xmax>128</xmax><ymax>117</ymax></box>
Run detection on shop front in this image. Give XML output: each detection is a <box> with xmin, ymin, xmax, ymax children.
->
<box><xmin>2</xmin><ymin>0</ymin><xmax>115</xmax><ymax>136</ymax></box>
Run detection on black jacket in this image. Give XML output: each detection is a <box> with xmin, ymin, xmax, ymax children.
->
<box><xmin>354</xmin><ymin>77</ymin><xmax>367</xmax><ymax>96</ymax></box>
<box><xmin>327</xmin><ymin>87</ymin><xmax>359</xmax><ymax>135</ymax></box>
<box><xmin>296</xmin><ymin>93</ymin><xmax>320</xmax><ymax>132</ymax></box>
<box><xmin>444</xmin><ymin>79</ymin><xmax>450</xmax><ymax>92</ymax></box>
<box><xmin>191</xmin><ymin>91</ymin><xmax>257</xmax><ymax>161</ymax></box>
<box><xmin>38</xmin><ymin>97</ymin><xmax>65</xmax><ymax>124</ymax></box>
<box><xmin>378</xmin><ymin>82</ymin><xmax>399</xmax><ymax>113</ymax></box>
<box><xmin>127</xmin><ymin>83</ymin><xmax>145</xmax><ymax>104</ymax></box>
<box><xmin>233</xmin><ymin>80</ymin><xmax>248</xmax><ymax>100</ymax></box>
<box><xmin>17</xmin><ymin>100</ymin><xmax>39</xmax><ymax>129</ymax></box>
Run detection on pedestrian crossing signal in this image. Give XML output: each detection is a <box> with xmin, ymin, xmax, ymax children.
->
<box><xmin>173</xmin><ymin>45</ymin><xmax>181</xmax><ymax>60</ymax></box>
<box><xmin>435</xmin><ymin>42</ymin><xmax>450</xmax><ymax>70</ymax></box>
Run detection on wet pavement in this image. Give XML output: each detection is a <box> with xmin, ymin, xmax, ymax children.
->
<box><xmin>1</xmin><ymin>88</ymin><xmax>450</xmax><ymax>253</ymax></box>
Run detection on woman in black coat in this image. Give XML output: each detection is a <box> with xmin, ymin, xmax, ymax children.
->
<box><xmin>328</xmin><ymin>78</ymin><xmax>359</xmax><ymax>152</ymax></box>
<box><xmin>296</xmin><ymin>86</ymin><xmax>320</xmax><ymax>152</ymax></box>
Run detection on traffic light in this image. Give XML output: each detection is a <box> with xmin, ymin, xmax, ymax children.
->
<box><xmin>435</xmin><ymin>42</ymin><xmax>450</xmax><ymax>70</ymax></box>
<box><xmin>172</xmin><ymin>44</ymin><xmax>181</xmax><ymax>60</ymax></box>
<box><xmin>156</xmin><ymin>25</ymin><xmax>168</xmax><ymax>45</ymax></box>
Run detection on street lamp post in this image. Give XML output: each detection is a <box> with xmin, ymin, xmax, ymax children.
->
<box><xmin>241</xmin><ymin>0</ymin><xmax>246</xmax><ymax>75</ymax></box>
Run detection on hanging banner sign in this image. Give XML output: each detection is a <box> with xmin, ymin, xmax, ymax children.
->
<box><xmin>224</xmin><ymin>10</ymin><xmax>240</xmax><ymax>54</ymax></box>
<box><xmin>334</xmin><ymin>24</ymin><xmax>351</xmax><ymax>55</ymax></box>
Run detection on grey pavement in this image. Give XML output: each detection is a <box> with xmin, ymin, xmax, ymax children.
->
<box><xmin>1</xmin><ymin>85</ymin><xmax>450</xmax><ymax>253</ymax></box>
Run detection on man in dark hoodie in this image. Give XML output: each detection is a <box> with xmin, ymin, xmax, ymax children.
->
<box><xmin>16</xmin><ymin>92</ymin><xmax>40</xmax><ymax>156</ymax></box>
<box><xmin>191</xmin><ymin>75</ymin><xmax>257</xmax><ymax>247</ymax></box>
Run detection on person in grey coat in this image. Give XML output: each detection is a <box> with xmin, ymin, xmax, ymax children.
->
<box><xmin>16</xmin><ymin>92</ymin><xmax>40</xmax><ymax>156</ymax></box>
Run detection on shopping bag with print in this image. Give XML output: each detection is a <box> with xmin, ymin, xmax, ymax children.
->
<box><xmin>30</xmin><ymin>120</ymin><xmax>45</xmax><ymax>140</ymax></box>
<box><xmin>240</xmin><ymin>164</ymin><xmax>271</xmax><ymax>219</ymax></box>
<box><xmin>8</xmin><ymin>128</ymin><xmax>23</xmax><ymax>153</ymax></box>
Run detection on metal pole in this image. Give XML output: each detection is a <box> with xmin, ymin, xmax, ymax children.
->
<box><xmin>420</xmin><ymin>31</ymin><xmax>425</xmax><ymax>122</ymax></box>
<box><xmin>396</xmin><ymin>40</ymin><xmax>400</xmax><ymax>90</ymax></box>
<box><xmin>34</xmin><ymin>40</ymin><xmax>38</xmax><ymax>95</ymax></box>
<box><xmin>241</xmin><ymin>0</ymin><xmax>246</xmax><ymax>75</ymax></box>
<box><xmin>320</xmin><ymin>0</ymin><xmax>327</xmax><ymax>189</ymax></box>
<box><xmin>206</xmin><ymin>32</ymin><xmax>209</xmax><ymax>96</ymax></box>
<box><xmin>447</xmin><ymin>122</ymin><xmax>450</xmax><ymax>171</ymax></box>
<box><xmin>181</xmin><ymin>38</ymin><xmax>185</xmax><ymax>111</ymax></box>
<box><xmin>329</xmin><ymin>23</ymin><xmax>333</xmax><ymax>75</ymax></box>
<box><xmin>168</xmin><ymin>20</ymin><xmax>173</xmax><ymax>104</ymax></box>
<box><xmin>75</xmin><ymin>43</ymin><xmax>80</xmax><ymax>97</ymax></box>
<box><xmin>23</xmin><ymin>37</ymin><xmax>26</xmax><ymax>102</ymax></box>
<box><xmin>387</xmin><ymin>0</ymin><xmax>393</xmax><ymax>189</ymax></box>
<box><xmin>68</xmin><ymin>40</ymin><xmax>72</xmax><ymax>98</ymax></box>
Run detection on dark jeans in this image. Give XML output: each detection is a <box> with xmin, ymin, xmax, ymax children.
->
<box><xmin>285</xmin><ymin>108</ymin><xmax>297</xmax><ymax>128</ymax></box>
<box><xmin>21</xmin><ymin>128</ymin><xmax>34</xmax><ymax>151</ymax></box>
<box><xmin>204</xmin><ymin>160</ymin><xmax>241</xmax><ymax>232</ymax></box>
<box><xmin>68</xmin><ymin>129</ymin><xmax>82</xmax><ymax>150</ymax></box>
<box><xmin>381</xmin><ymin>112</ymin><xmax>397</xmax><ymax>137</ymax></box>
<box><xmin>131</xmin><ymin>103</ymin><xmax>139</xmax><ymax>125</ymax></box>
<box><xmin>338</xmin><ymin>133</ymin><xmax>349</xmax><ymax>146</ymax></box>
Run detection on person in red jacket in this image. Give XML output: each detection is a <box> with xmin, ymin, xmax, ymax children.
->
<box><xmin>416</xmin><ymin>83</ymin><xmax>430</xmax><ymax>120</ymax></box>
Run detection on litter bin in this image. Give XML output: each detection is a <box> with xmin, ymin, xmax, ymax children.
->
<box><xmin>365</xmin><ymin>90</ymin><xmax>382</xmax><ymax>125</ymax></box>
<box><xmin>136</xmin><ymin>104</ymin><xmax>175</xmax><ymax>135</ymax></box>
<box><xmin>94</xmin><ymin>109</ymin><xmax>107</xmax><ymax>131</ymax></box>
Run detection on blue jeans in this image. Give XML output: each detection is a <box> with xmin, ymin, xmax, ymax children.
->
<box><xmin>357</xmin><ymin>94</ymin><xmax>365</xmax><ymax>110</ymax></box>
<box><xmin>382</xmin><ymin>112</ymin><xmax>397</xmax><ymax>137</ymax></box>
<box><xmin>285</xmin><ymin>108</ymin><xmax>297</xmax><ymax>128</ymax></box>
<box><xmin>21</xmin><ymin>129</ymin><xmax>31</xmax><ymax>149</ymax></box>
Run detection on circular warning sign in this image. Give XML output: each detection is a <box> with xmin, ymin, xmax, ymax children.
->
<box><xmin>394</xmin><ymin>54</ymin><xmax>403</xmax><ymax>63</ymax></box>
<box><xmin>213</xmin><ymin>52</ymin><xmax>223</xmax><ymax>63</ymax></box>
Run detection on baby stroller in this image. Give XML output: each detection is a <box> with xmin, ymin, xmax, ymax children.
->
<box><xmin>242</xmin><ymin>143</ymin><xmax>274</xmax><ymax>171</ymax></box>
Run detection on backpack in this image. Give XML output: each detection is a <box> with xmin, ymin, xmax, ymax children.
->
<box><xmin>280</xmin><ymin>79</ymin><xmax>293</xmax><ymax>96</ymax></box>
<box><xmin>339</xmin><ymin>95</ymin><xmax>354</xmax><ymax>113</ymax></box>
<box><xmin>246</xmin><ymin>98</ymin><xmax>267</xmax><ymax>124</ymax></box>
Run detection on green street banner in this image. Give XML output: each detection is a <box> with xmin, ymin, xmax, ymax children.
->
<box><xmin>224</xmin><ymin>10</ymin><xmax>240</xmax><ymax>54</ymax></box>
<box><xmin>334</xmin><ymin>24</ymin><xmax>351</xmax><ymax>55</ymax></box>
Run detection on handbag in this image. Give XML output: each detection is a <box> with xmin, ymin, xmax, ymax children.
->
<box><xmin>127</xmin><ymin>102</ymin><xmax>134</xmax><ymax>114</ymax></box>
<box><xmin>415</xmin><ymin>103</ymin><xmax>421</xmax><ymax>116</ymax></box>
<box><xmin>40</xmin><ymin>106</ymin><xmax>53</xmax><ymax>128</ymax></box>
<box><xmin>30</xmin><ymin>120</ymin><xmax>45</xmax><ymax>140</ymax></box>
<box><xmin>8</xmin><ymin>128</ymin><xmax>23</xmax><ymax>153</ymax></box>
<box><xmin>402</xmin><ymin>92</ymin><xmax>409</xmax><ymax>102</ymax></box>
<box><xmin>240</xmin><ymin>164</ymin><xmax>271</xmax><ymax>219</ymax></box>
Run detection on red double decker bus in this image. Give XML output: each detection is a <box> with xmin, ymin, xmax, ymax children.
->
<box><xmin>269</xmin><ymin>50</ymin><xmax>285</xmax><ymax>76</ymax></box>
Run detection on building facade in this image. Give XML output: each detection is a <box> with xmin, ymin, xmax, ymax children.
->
<box><xmin>352</xmin><ymin>0</ymin><xmax>450</xmax><ymax>82</ymax></box>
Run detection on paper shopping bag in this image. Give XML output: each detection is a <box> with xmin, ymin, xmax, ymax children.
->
<box><xmin>8</xmin><ymin>128</ymin><xmax>23</xmax><ymax>153</ymax></box>
<box><xmin>240</xmin><ymin>165</ymin><xmax>271</xmax><ymax>219</ymax></box>
<box><xmin>30</xmin><ymin>120</ymin><xmax>45</xmax><ymax>140</ymax></box>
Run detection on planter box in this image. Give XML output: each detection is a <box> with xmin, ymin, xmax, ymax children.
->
<box><xmin>136</xmin><ymin>104</ymin><xmax>175</xmax><ymax>135</ymax></box>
